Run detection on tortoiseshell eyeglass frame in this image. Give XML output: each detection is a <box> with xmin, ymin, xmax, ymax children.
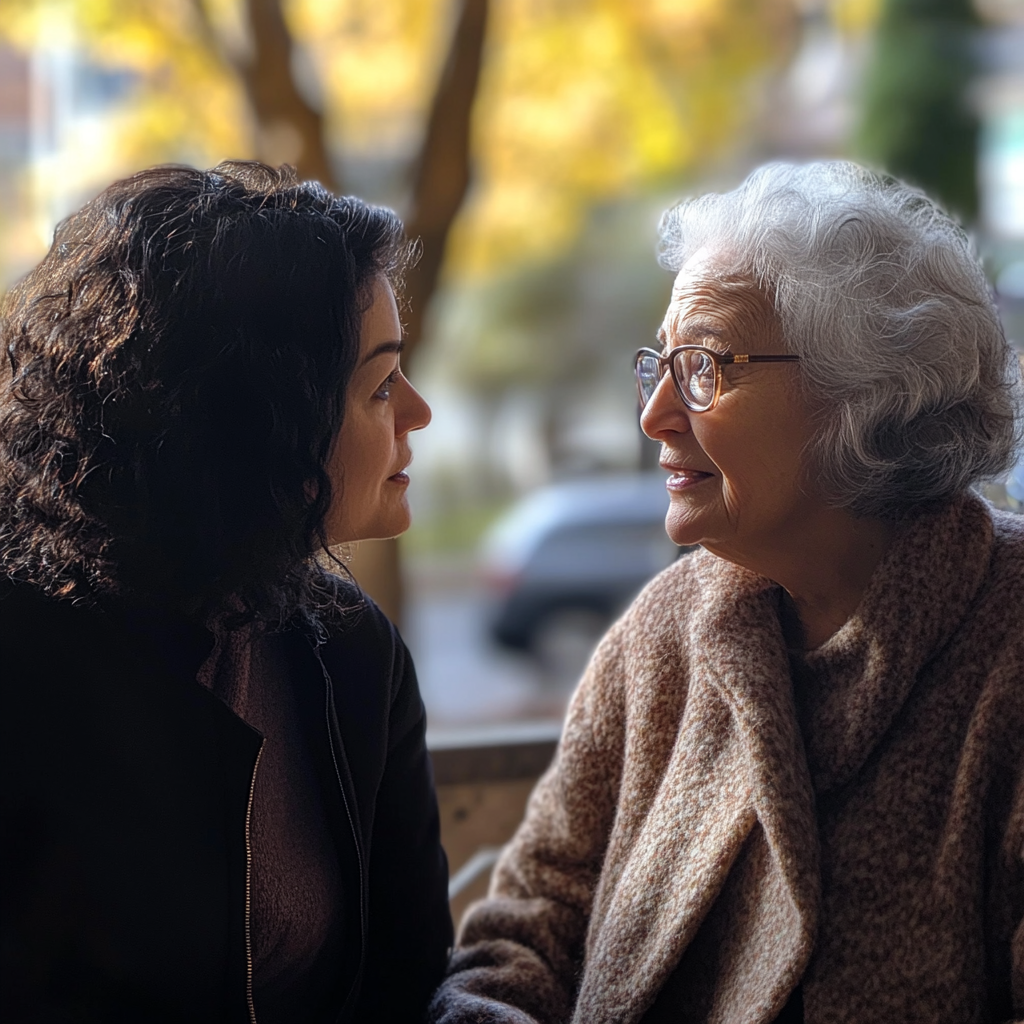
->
<box><xmin>634</xmin><ymin>345</ymin><xmax>801</xmax><ymax>413</ymax></box>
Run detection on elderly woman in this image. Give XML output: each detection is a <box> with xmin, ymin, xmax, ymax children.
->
<box><xmin>428</xmin><ymin>161</ymin><xmax>1024</xmax><ymax>1024</ymax></box>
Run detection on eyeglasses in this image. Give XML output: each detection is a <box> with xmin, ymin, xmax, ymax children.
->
<box><xmin>634</xmin><ymin>345</ymin><xmax>801</xmax><ymax>413</ymax></box>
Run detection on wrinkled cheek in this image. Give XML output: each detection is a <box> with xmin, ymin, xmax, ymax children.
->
<box><xmin>720</xmin><ymin>478</ymin><xmax>742</xmax><ymax>530</ymax></box>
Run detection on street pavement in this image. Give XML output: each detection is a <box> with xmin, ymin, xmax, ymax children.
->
<box><xmin>404</xmin><ymin>558</ymin><xmax>585</xmax><ymax>731</ymax></box>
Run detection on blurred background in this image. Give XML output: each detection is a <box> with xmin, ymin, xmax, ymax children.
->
<box><xmin>1</xmin><ymin>0</ymin><xmax>1023</xmax><ymax>746</ymax></box>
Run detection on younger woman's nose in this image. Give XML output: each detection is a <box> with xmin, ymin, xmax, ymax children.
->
<box><xmin>399</xmin><ymin>379</ymin><xmax>432</xmax><ymax>435</ymax></box>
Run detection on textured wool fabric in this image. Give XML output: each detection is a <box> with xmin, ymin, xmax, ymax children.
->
<box><xmin>428</xmin><ymin>494</ymin><xmax>1024</xmax><ymax>1024</ymax></box>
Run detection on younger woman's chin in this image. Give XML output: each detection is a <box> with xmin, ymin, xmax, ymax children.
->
<box><xmin>330</xmin><ymin>517</ymin><xmax>413</xmax><ymax>547</ymax></box>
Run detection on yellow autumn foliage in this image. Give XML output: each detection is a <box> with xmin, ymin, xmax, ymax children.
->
<box><xmin>0</xmin><ymin>0</ymin><xmax>877</xmax><ymax>279</ymax></box>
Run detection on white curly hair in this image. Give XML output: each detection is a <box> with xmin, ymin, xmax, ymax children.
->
<box><xmin>658</xmin><ymin>160</ymin><xmax>1024</xmax><ymax>519</ymax></box>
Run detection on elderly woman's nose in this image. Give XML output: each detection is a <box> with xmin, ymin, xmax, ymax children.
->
<box><xmin>640</xmin><ymin>373</ymin><xmax>692</xmax><ymax>441</ymax></box>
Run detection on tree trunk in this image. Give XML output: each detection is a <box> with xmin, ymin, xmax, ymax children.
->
<box><xmin>348</xmin><ymin>536</ymin><xmax>405</xmax><ymax>625</ymax></box>
<box><xmin>403</xmin><ymin>0</ymin><xmax>490</xmax><ymax>361</ymax></box>
<box><xmin>239</xmin><ymin>0</ymin><xmax>338</xmax><ymax>188</ymax></box>
<box><xmin>191</xmin><ymin>0</ymin><xmax>338</xmax><ymax>189</ymax></box>
<box><xmin>349</xmin><ymin>0</ymin><xmax>490</xmax><ymax>628</ymax></box>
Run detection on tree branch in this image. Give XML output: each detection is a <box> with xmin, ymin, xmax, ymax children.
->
<box><xmin>403</xmin><ymin>0</ymin><xmax>489</xmax><ymax>359</ymax></box>
<box><xmin>185</xmin><ymin>0</ymin><xmax>337</xmax><ymax>189</ymax></box>
<box><xmin>240</xmin><ymin>0</ymin><xmax>338</xmax><ymax>189</ymax></box>
<box><xmin>186</xmin><ymin>0</ymin><xmax>233</xmax><ymax>68</ymax></box>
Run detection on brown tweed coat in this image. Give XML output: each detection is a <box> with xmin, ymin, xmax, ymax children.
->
<box><xmin>428</xmin><ymin>494</ymin><xmax>1024</xmax><ymax>1024</ymax></box>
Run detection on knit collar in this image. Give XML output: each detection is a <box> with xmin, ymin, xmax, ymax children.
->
<box><xmin>798</xmin><ymin>493</ymin><xmax>993</xmax><ymax>794</ymax></box>
<box><xmin>688</xmin><ymin>493</ymin><xmax>994</xmax><ymax>796</ymax></box>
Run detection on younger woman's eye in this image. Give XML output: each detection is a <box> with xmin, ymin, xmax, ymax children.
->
<box><xmin>375</xmin><ymin>368</ymin><xmax>401</xmax><ymax>400</ymax></box>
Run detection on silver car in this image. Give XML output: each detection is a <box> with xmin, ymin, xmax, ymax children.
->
<box><xmin>479</xmin><ymin>472</ymin><xmax>684</xmax><ymax>659</ymax></box>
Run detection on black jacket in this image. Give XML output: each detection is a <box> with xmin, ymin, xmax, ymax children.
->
<box><xmin>0</xmin><ymin>580</ymin><xmax>453</xmax><ymax>1023</ymax></box>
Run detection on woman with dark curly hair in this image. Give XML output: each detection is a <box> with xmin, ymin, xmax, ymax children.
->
<box><xmin>0</xmin><ymin>161</ymin><xmax>449</xmax><ymax>1023</ymax></box>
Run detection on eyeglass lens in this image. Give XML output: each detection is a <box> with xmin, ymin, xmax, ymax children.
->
<box><xmin>636</xmin><ymin>353</ymin><xmax>663</xmax><ymax>406</ymax></box>
<box><xmin>637</xmin><ymin>349</ymin><xmax>718</xmax><ymax>411</ymax></box>
<box><xmin>684</xmin><ymin>350</ymin><xmax>717</xmax><ymax>408</ymax></box>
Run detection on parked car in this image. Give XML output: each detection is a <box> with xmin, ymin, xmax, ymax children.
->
<box><xmin>482</xmin><ymin>465</ymin><xmax>1023</xmax><ymax>674</ymax></box>
<box><xmin>479</xmin><ymin>472</ymin><xmax>685</xmax><ymax>660</ymax></box>
<box><xmin>980</xmin><ymin>448</ymin><xmax>1024</xmax><ymax>513</ymax></box>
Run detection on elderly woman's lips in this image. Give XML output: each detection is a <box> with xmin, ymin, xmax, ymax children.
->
<box><xmin>664</xmin><ymin>468</ymin><xmax>713</xmax><ymax>491</ymax></box>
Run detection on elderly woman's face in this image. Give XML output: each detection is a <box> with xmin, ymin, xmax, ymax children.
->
<box><xmin>642</xmin><ymin>250</ymin><xmax>820</xmax><ymax>562</ymax></box>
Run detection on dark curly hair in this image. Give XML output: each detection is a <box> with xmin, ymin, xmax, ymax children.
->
<box><xmin>0</xmin><ymin>160</ymin><xmax>415</xmax><ymax>624</ymax></box>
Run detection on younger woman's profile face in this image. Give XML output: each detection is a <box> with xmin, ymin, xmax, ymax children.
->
<box><xmin>324</xmin><ymin>277</ymin><xmax>431</xmax><ymax>545</ymax></box>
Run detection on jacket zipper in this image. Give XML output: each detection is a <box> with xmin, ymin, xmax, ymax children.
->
<box><xmin>314</xmin><ymin>645</ymin><xmax>366</xmax><ymax>1003</ymax></box>
<box><xmin>244</xmin><ymin>742</ymin><xmax>264</xmax><ymax>1024</ymax></box>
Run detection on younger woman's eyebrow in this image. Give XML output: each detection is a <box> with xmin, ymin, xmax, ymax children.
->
<box><xmin>360</xmin><ymin>340</ymin><xmax>404</xmax><ymax>366</ymax></box>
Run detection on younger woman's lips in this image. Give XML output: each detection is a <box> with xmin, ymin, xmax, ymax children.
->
<box><xmin>388</xmin><ymin>471</ymin><xmax>410</xmax><ymax>485</ymax></box>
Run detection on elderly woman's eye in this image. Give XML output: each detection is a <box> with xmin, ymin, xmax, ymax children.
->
<box><xmin>683</xmin><ymin>352</ymin><xmax>716</xmax><ymax>403</ymax></box>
